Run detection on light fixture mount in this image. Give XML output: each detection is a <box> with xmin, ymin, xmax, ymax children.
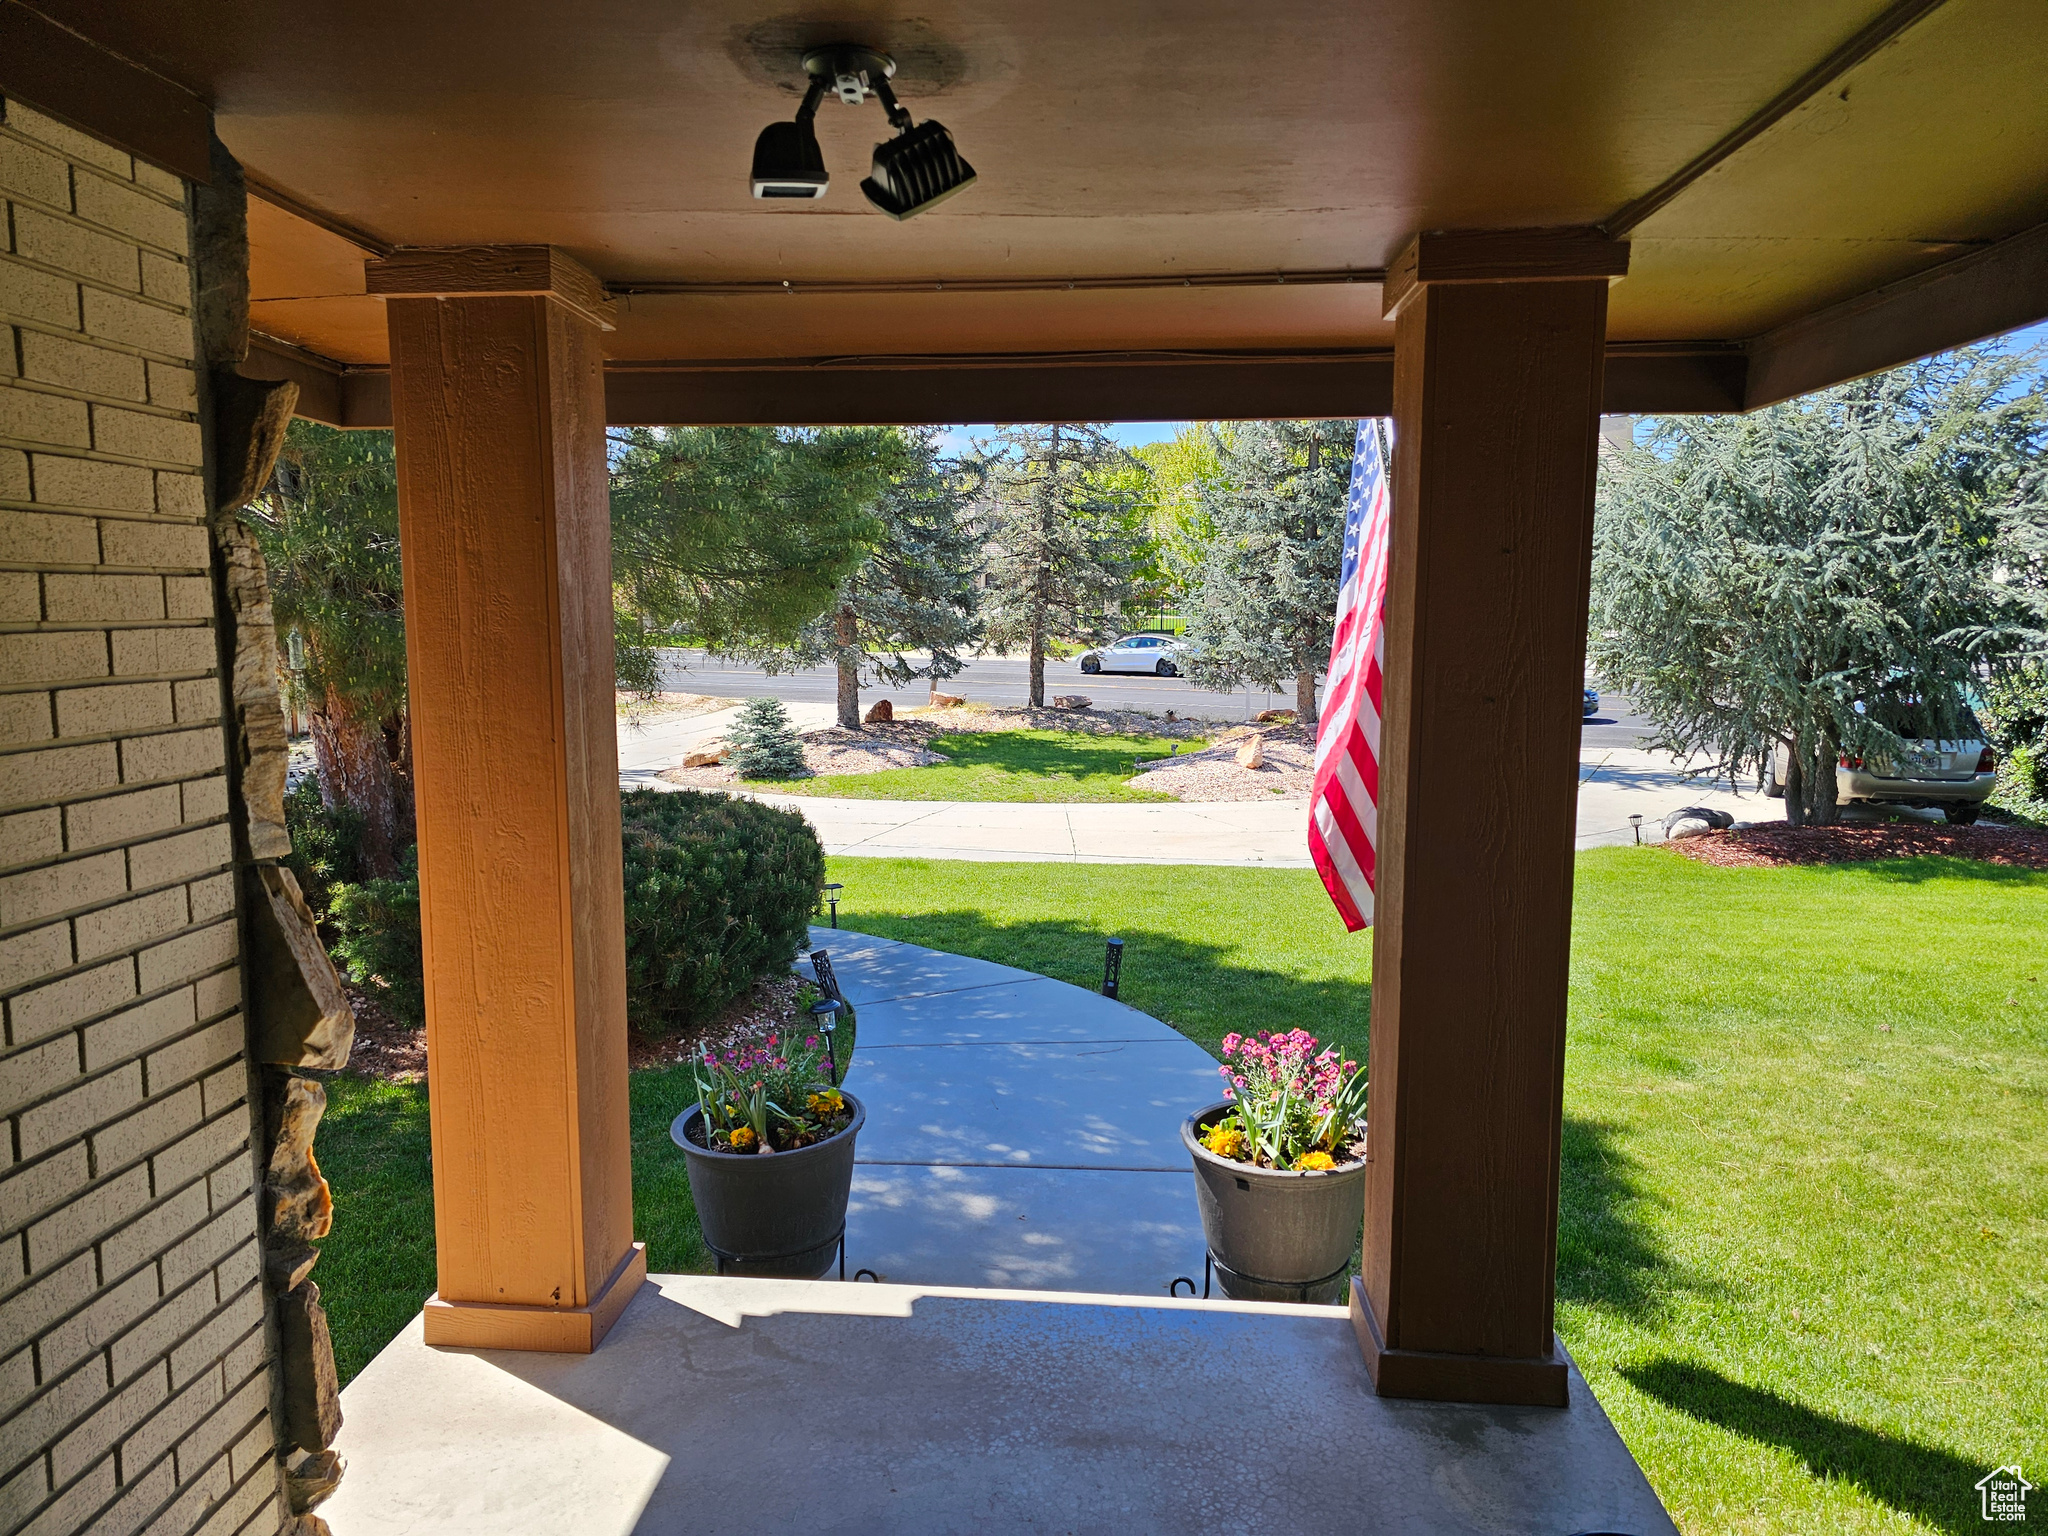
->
<box><xmin>801</xmin><ymin>45</ymin><xmax>896</xmax><ymax>105</ymax></box>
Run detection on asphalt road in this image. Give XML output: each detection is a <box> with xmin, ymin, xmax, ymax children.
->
<box><xmin>656</xmin><ymin>649</ymin><xmax>1660</xmax><ymax>746</ymax></box>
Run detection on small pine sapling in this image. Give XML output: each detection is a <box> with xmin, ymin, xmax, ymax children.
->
<box><xmin>726</xmin><ymin>696</ymin><xmax>808</xmax><ymax>779</ymax></box>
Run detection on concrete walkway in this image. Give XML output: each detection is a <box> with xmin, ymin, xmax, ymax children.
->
<box><xmin>804</xmin><ymin>926</ymin><xmax>1219</xmax><ymax>1294</ymax></box>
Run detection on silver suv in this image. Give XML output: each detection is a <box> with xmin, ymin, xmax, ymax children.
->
<box><xmin>1765</xmin><ymin>701</ymin><xmax>1996</xmax><ymax>824</ymax></box>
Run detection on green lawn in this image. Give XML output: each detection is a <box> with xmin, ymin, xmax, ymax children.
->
<box><xmin>744</xmin><ymin>727</ymin><xmax>1202</xmax><ymax>801</ymax></box>
<box><xmin>314</xmin><ymin>849</ymin><xmax>2046</xmax><ymax>1532</ymax></box>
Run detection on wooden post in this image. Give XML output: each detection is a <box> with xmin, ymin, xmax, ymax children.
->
<box><xmin>1350</xmin><ymin>229</ymin><xmax>1627</xmax><ymax>1406</ymax></box>
<box><xmin>378</xmin><ymin>249</ymin><xmax>644</xmax><ymax>1352</ymax></box>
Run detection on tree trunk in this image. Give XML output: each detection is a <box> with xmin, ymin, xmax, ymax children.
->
<box><xmin>1027</xmin><ymin>612</ymin><xmax>1046</xmax><ymax>709</ymax></box>
<box><xmin>834</xmin><ymin>606</ymin><xmax>861</xmax><ymax>729</ymax></box>
<box><xmin>310</xmin><ymin>693</ymin><xmax>400</xmax><ymax>876</ymax></box>
<box><xmin>1783</xmin><ymin>748</ymin><xmax>1806</xmax><ymax>827</ymax></box>
<box><xmin>1807</xmin><ymin>733</ymin><xmax>1841</xmax><ymax>826</ymax></box>
<box><xmin>1295</xmin><ymin>670</ymin><xmax>1318</xmax><ymax>725</ymax></box>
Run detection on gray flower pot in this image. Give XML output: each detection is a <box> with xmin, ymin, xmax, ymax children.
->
<box><xmin>1182</xmin><ymin>1100</ymin><xmax>1366</xmax><ymax>1304</ymax></box>
<box><xmin>672</xmin><ymin>1093</ymin><xmax>865</xmax><ymax>1279</ymax></box>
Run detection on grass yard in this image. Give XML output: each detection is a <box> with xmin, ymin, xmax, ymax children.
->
<box><xmin>313</xmin><ymin>848</ymin><xmax>2045</xmax><ymax>1532</ymax></box>
<box><xmin>746</xmin><ymin>726</ymin><xmax>1200</xmax><ymax>801</ymax></box>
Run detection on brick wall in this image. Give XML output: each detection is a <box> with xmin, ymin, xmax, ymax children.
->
<box><xmin>0</xmin><ymin>101</ymin><xmax>283</xmax><ymax>1536</ymax></box>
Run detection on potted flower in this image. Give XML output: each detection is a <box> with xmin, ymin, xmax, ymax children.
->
<box><xmin>1180</xmin><ymin>1029</ymin><xmax>1368</xmax><ymax>1303</ymax></box>
<box><xmin>670</xmin><ymin>1032</ymin><xmax>864</xmax><ymax>1278</ymax></box>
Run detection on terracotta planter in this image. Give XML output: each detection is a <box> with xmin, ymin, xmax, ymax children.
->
<box><xmin>671</xmin><ymin>1093</ymin><xmax>865</xmax><ymax>1278</ymax></box>
<box><xmin>1181</xmin><ymin>1100</ymin><xmax>1365</xmax><ymax>1304</ymax></box>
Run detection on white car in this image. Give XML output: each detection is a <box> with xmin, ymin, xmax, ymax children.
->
<box><xmin>1764</xmin><ymin>703</ymin><xmax>1996</xmax><ymax>823</ymax></box>
<box><xmin>1079</xmin><ymin>634</ymin><xmax>1186</xmax><ymax>677</ymax></box>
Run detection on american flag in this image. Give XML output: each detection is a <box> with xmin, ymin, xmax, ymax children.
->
<box><xmin>1309</xmin><ymin>420</ymin><xmax>1393</xmax><ymax>932</ymax></box>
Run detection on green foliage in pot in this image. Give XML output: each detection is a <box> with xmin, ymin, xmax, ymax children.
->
<box><xmin>620</xmin><ymin>788</ymin><xmax>825</xmax><ymax>1033</ymax></box>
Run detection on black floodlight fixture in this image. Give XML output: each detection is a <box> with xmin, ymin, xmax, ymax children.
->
<box><xmin>750</xmin><ymin>76</ymin><xmax>829</xmax><ymax>199</ymax></box>
<box><xmin>857</xmin><ymin>74</ymin><xmax>977</xmax><ymax>220</ymax></box>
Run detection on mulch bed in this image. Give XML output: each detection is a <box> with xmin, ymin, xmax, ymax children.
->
<box><xmin>1665</xmin><ymin>820</ymin><xmax>2048</xmax><ymax>870</ymax></box>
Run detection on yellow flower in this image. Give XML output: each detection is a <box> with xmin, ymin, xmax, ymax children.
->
<box><xmin>1294</xmin><ymin>1151</ymin><xmax>1337</xmax><ymax>1172</ymax></box>
<box><xmin>728</xmin><ymin>1126</ymin><xmax>758</xmax><ymax>1151</ymax></box>
<box><xmin>806</xmin><ymin>1090</ymin><xmax>844</xmax><ymax>1115</ymax></box>
<box><xmin>1202</xmin><ymin>1124</ymin><xmax>1248</xmax><ymax>1160</ymax></box>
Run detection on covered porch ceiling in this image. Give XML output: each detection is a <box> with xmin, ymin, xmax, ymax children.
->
<box><xmin>13</xmin><ymin>0</ymin><xmax>2048</xmax><ymax>421</ymax></box>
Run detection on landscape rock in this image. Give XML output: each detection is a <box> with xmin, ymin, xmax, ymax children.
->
<box><xmin>1256</xmin><ymin>709</ymin><xmax>1297</xmax><ymax>724</ymax></box>
<box><xmin>1236</xmin><ymin>735</ymin><xmax>1267</xmax><ymax>769</ymax></box>
<box><xmin>276</xmin><ymin>1280</ymin><xmax>344</xmax><ymax>1450</ymax></box>
<box><xmin>264</xmin><ymin>1073</ymin><xmax>334</xmax><ymax>1243</ymax></box>
<box><xmin>864</xmin><ymin>698</ymin><xmax>894</xmax><ymax>723</ymax></box>
<box><xmin>266</xmin><ymin>1241</ymin><xmax>320</xmax><ymax>1292</ymax></box>
<box><xmin>285</xmin><ymin>1448</ymin><xmax>347</xmax><ymax>1514</ymax></box>
<box><xmin>1052</xmin><ymin>695</ymin><xmax>1092</xmax><ymax>710</ymax></box>
<box><xmin>1664</xmin><ymin>805</ymin><xmax>1734</xmax><ymax>840</ymax></box>
<box><xmin>249</xmin><ymin>864</ymin><xmax>354</xmax><ymax>1070</ymax></box>
<box><xmin>214</xmin><ymin>518</ymin><xmax>292</xmax><ymax>861</ymax></box>
<box><xmin>930</xmin><ymin>691</ymin><xmax>966</xmax><ymax>707</ymax></box>
<box><xmin>682</xmin><ymin>748</ymin><xmax>725</xmax><ymax>767</ymax></box>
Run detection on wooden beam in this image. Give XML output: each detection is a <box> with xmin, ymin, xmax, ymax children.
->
<box><xmin>367</xmin><ymin>246</ymin><xmax>617</xmax><ymax>332</ymax></box>
<box><xmin>387</xmin><ymin>291</ymin><xmax>640</xmax><ymax>1352</ymax></box>
<box><xmin>1382</xmin><ymin>228</ymin><xmax>1630</xmax><ymax>319</ymax></box>
<box><xmin>1744</xmin><ymin>221</ymin><xmax>2048</xmax><ymax>409</ymax></box>
<box><xmin>1355</xmin><ymin>256</ymin><xmax>1611</xmax><ymax>1407</ymax></box>
<box><xmin>0</xmin><ymin>0</ymin><xmax>211</xmax><ymax>183</ymax></box>
<box><xmin>1602</xmin><ymin>344</ymin><xmax>1746</xmax><ymax>414</ymax></box>
<box><xmin>245</xmin><ymin>336</ymin><xmax>395</xmax><ymax>428</ymax></box>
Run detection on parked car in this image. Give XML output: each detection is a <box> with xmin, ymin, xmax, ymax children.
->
<box><xmin>1079</xmin><ymin>633</ymin><xmax>1186</xmax><ymax>676</ymax></box>
<box><xmin>1583</xmin><ymin>687</ymin><xmax>1600</xmax><ymax>717</ymax></box>
<box><xmin>1764</xmin><ymin>699</ymin><xmax>1996</xmax><ymax>823</ymax></box>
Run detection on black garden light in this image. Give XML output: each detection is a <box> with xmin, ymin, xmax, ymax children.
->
<box><xmin>822</xmin><ymin>881</ymin><xmax>844</xmax><ymax>927</ymax></box>
<box><xmin>750</xmin><ymin>44</ymin><xmax>976</xmax><ymax>218</ymax></box>
<box><xmin>1102</xmin><ymin>937</ymin><xmax>1124</xmax><ymax>1000</ymax></box>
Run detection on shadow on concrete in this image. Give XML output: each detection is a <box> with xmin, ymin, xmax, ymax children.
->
<box><xmin>1620</xmin><ymin>1358</ymin><xmax>1983</xmax><ymax>1533</ymax></box>
<box><xmin>1554</xmin><ymin>1118</ymin><xmax>1678</xmax><ymax>1321</ymax></box>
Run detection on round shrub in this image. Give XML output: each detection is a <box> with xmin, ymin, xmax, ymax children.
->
<box><xmin>620</xmin><ymin>788</ymin><xmax>825</xmax><ymax>1034</ymax></box>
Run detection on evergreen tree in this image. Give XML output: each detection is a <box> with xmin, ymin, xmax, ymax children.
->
<box><xmin>753</xmin><ymin>428</ymin><xmax>983</xmax><ymax>728</ymax></box>
<box><xmin>1590</xmin><ymin>346</ymin><xmax>2046</xmax><ymax>825</ymax></box>
<box><xmin>972</xmin><ymin>424</ymin><xmax>1151</xmax><ymax>708</ymax></box>
<box><xmin>725</xmin><ymin>697</ymin><xmax>808</xmax><ymax>780</ymax></box>
<box><xmin>249</xmin><ymin>422</ymin><xmax>411</xmax><ymax>874</ymax></box>
<box><xmin>1178</xmin><ymin>419</ymin><xmax>1355</xmax><ymax>723</ymax></box>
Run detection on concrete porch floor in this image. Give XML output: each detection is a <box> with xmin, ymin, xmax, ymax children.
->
<box><xmin>322</xmin><ymin>1272</ymin><xmax>1678</xmax><ymax>1535</ymax></box>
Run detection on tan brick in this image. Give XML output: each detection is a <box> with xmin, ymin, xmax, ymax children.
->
<box><xmin>0</xmin><ymin>807</ymin><xmax>63</xmax><ymax>868</ymax></box>
<box><xmin>0</xmin><ymin>1345</ymin><xmax>33</xmax><ymax>1414</ymax></box>
<box><xmin>172</xmin><ymin>1371</ymin><xmax>265</xmax><ymax>1491</ymax></box>
<box><xmin>25</xmin><ymin>1164</ymin><xmax>151</xmax><ymax>1272</ymax></box>
<box><xmin>154</xmin><ymin>471</ymin><xmax>204</xmax><ymax>520</ymax></box>
<box><xmin>65</xmin><ymin>1450</ymin><xmax>171</xmax><ymax>1536</ymax></box>
<box><xmin>11</xmin><ymin>206</ymin><xmax>140</xmax><ymax>292</ymax></box>
<box><xmin>0</xmin><ymin>1032</ymin><xmax>80</xmax><ymax>1119</ymax></box>
<box><xmin>2</xmin><ymin>103</ymin><xmax>132</xmax><ymax>177</ymax></box>
<box><xmin>172</xmin><ymin>679</ymin><xmax>218</xmax><ymax>725</ymax></box>
<box><xmin>150</xmin><ymin>1111</ymin><xmax>246</xmax><ymax>1200</ymax></box>
<box><xmin>6</xmin><ymin>955</ymin><xmax>133</xmax><ymax>1045</ymax></box>
<box><xmin>107</xmin><ymin>1271</ymin><xmax>202</xmax><ymax>1384</ymax></box>
<box><xmin>223</xmin><ymin>1410</ymin><xmax>271</xmax><ymax>1485</ymax></box>
<box><xmin>178</xmin><ymin>778</ymin><xmax>226</xmax><ymax>826</ymax></box>
<box><xmin>0</xmin><ymin>386</ymin><xmax>91</xmax><ymax>448</ymax></box>
<box><xmin>0</xmin><ymin>1251</ymin><xmax>94</xmax><ymax>1360</ymax></box>
<box><xmin>0</xmin><ymin>918</ymin><xmax>70</xmax><ymax>989</ymax></box>
<box><xmin>129</xmin><ymin>824</ymin><xmax>230</xmax><ymax>891</ymax></box>
<box><xmin>1</xmin><ymin>445</ymin><xmax>29</xmax><ymax>498</ymax></box>
<box><xmin>0</xmin><ymin>326</ymin><xmax>11</xmax><ymax>376</ymax></box>
<box><xmin>73</xmin><ymin>174</ymin><xmax>188</xmax><ymax>257</ymax></box>
<box><xmin>110</xmin><ymin>627</ymin><xmax>211</xmax><ymax>678</ymax></box>
<box><xmin>160</xmin><ymin>1196</ymin><xmax>250</xmax><ymax>1293</ymax></box>
<box><xmin>50</xmin><ymin>1359</ymin><xmax>164</xmax><ymax>1486</ymax></box>
<box><xmin>0</xmin><ymin>1148</ymin><xmax>93</xmax><ymax>1250</ymax></box>
<box><xmin>99</xmin><ymin>518</ymin><xmax>207</xmax><ymax>569</ymax></box>
<box><xmin>146</xmin><ymin>1455</ymin><xmax>228</xmax><ymax>1536</ymax></box>
<box><xmin>91</xmin><ymin>406</ymin><xmax>201</xmax><ymax>465</ymax></box>
<box><xmin>29</xmin><ymin>454</ymin><xmax>153</xmax><ymax>514</ymax></box>
<box><xmin>18</xmin><ymin>1061</ymin><xmax>142</xmax><ymax>1157</ymax></box>
<box><xmin>141</xmin><ymin>1008</ymin><xmax>239</xmax><ymax>1090</ymax></box>
<box><xmin>136</xmin><ymin>922</ymin><xmax>235</xmax><ymax>997</ymax></box>
<box><xmin>0</xmin><ymin>847</ymin><xmax>124</xmax><ymax>928</ymax></box>
<box><xmin>124</xmin><ymin>1364</ymin><xmax>220</xmax><ymax>1486</ymax></box>
<box><xmin>100</xmin><ymin>1180</ymin><xmax>208</xmax><ymax>1285</ymax></box>
<box><xmin>163</xmin><ymin>576</ymin><xmax>210</xmax><ymax>620</ymax></box>
<box><xmin>19</xmin><ymin>330</ymin><xmax>146</xmax><ymax>402</ymax></box>
<box><xmin>205</xmin><ymin>1154</ymin><xmax>251</xmax><ymax>1214</ymax></box>
<box><xmin>55</xmin><ymin>680</ymin><xmax>175</xmax><ymax>738</ymax></box>
<box><xmin>0</xmin><ymin>506</ymin><xmax>98</xmax><ymax>562</ymax></box>
<box><xmin>196</xmin><ymin>1062</ymin><xmax>242</xmax><ymax>1120</ymax></box>
<box><xmin>0</xmin><ymin>630</ymin><xmax>105</xmax><ymax>687</ymax></box>
<box><xmin>74</xmin><ymin>886</ymin><xmax>189</xmax><ymax>964</ymax></box>
<box><xmin>185</xmin><ymin>872</ymin><xmax>232</xmax><ymax>925</ymax></box>
<box><xmin>0</xmin><ymin>690</ymin><xmax>53</xmax><ymax>746</ymax></box>
<box><xmin>81</xmin><ymin>289</ymin><xmax>192</xmax><ymax>361</ymax></box>
<box><xmin>213</xmin><ymin>1239</ymin><xmax>260</xmax><ymax>1303</ymax></box>
<box><xmin>82</xmin><ymin>988</ymin><xmax>194</xmax><ymax>1072</ymax></box>
<box><xmin>95</xmin><ymin>1086</ymin><xmax>204</xmax><ymax>1185</ymax></box>
<box><xmin>138</xmin><ymin>253</ymin><xmax>189</xmax><ymax>307</ymax></box>
<box><xmin>144</xmin><ymin>363</ymin><xmax>195</xmax><ymax>413</ymax></box>
<box><xmin>0</xmin><ymin>1353</ymin><xmax>108</xmax><ymax>1486</ymax></box>
<box><xmin>0</xmin><ymin>738</ymin><xmax>119</xmax><ymax>807</ymax></box>
<box><xmin>41</xmin><ymin>571</ymin><xmax>163</xmax><ymax>623</ymax></box>
<box><xmin>191</xmin><ymin>972</ymin><xmax>237</xmax><ymax>1025</ymax></box>
<box><xmin>0</xmin><ymin>570</ymin><xmax>38</xmax><ymax>620</ymax></box>
<box><xmin>130</xmin><ymin>162</ymin><xmax>183</xmax><ymax>201</ymax></box>
<box><xmin>0</xmin><ymin>256</ymin><xmax>80</xmax><ymax>328</ymax></box>
<box><xmin>0</xmin><ymin>1458</ymin><xmax>48</xmax><ymax>1536</ymax></box>
<box><xmin>63</xmin><ymin>784</ymin><xmax>179</xmax><ymax>851</ymax></box>
<box><xmin>120</xmin><ymin>728</ymin><xmax>223</xmax><ymax>785</ymax></box>
<box><xmin>0</xmin><ymin>135</ymin><xmax>72</xmax><ymax>208</ymax></box>
<box><xmin>169</xmin><ymin>1284</ymin><xmax>261</xmax><ymax>1389</ymax></box>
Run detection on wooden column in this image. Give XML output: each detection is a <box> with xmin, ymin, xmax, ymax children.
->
<box><xmin>375</xmin><ymin>248</ymin><xmax>644</xmax><ymax>1352</ymax></box>
<box><xmin>1350</xmin><ymin>229</ymin><xmax>1628</xmax><ymax>1405</ymax></box>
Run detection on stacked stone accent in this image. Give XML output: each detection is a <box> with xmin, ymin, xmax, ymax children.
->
<box><xmin>0</xmin><ymin>100</ymin><xmax>286</xmax><ymax>1536</ymax></box>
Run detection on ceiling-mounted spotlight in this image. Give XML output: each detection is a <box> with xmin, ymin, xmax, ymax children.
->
<box><xmin>749</xmin><ymin>44</ymin><xmax>977</xmax><ymax>218</ymax></box>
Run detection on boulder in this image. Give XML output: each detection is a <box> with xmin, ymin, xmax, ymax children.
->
<box><xmin>264</xmin><ymin>1073</ymin><xmax>334</xmax><ymax>1244</ymax></box>
<box><xmin>682</xmin><ymin>748</ymin><xmax>725</xmax><ymax>768</ymax></box>
<box><xmin>285</xmin><ymin>1448</ymin><xmax>347</xmax><ymax>1514</ymax></box>
<box><xmin>1052</xmin><ymin>695</ymin><xmax>1092</xmax><ymax>710</ymax></box>
<box><xmin>1255</xmin><ymin>708</ymin><xmax>1296</xmax><ymax>724</ymax></box>
<box><xmin>864</xmin><ymin>698</ymin><xmax>894</xmax><ymax>723</ymax></box>
<box><xmin>930</xmin><ymin>691</ymin><xmax>966</xmax><ymax>708</ymax></box>
<box><xmin>1236</xmin><ymin>735</ymin><xmax>1266</xmax><ymax>769</ymax></box>
<box><xmin>276</xmin><ymin>1280</ymin><xmax>343</xmax><ymax>1450</ymax></box>
<box><xmin>248</xmin><ymin>864</ymin><xmax>353</xmax><ymax>1071</ymax></box>
<box><xmin>1664</xmin><ymin>805</ymin><xmax>1733</xmax><ymax>839</ymax></box>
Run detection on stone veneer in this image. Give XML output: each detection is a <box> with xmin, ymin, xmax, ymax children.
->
<box><xmin>0</xmin><ymin>99</ymin><xmax>285</xmax><ymax>1536</ymax></box>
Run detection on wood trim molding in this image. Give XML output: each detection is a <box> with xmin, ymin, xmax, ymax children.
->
<box><xmin>423</xmin><ymin>1243</ymin><xmax>648</xmax><ymax>1353</ymax></box>
<box><xmin>366</xmin><ymin>246</ymin><xmax>618</xmax><ymax>331</ymax></box>
<box><xmin>0</xmin><ymin>0</ymin><xmax>212</xmax><ymax>182</ymax></box>
<box><xmin>1382</xmin><ymin>228</ymin><xmax>1631</xmax><ymax>318</ymax></box>
<box><xmin>1350</xmin><ymin>1280</ymin><xmax>1570</xmax><ymax>1408</ymax></box>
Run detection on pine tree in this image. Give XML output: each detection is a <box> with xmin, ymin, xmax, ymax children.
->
<box><xmin>1590</xmin><ymin>346</ymin><xmax>2046</xmax><ymax>825</ymax></box>
<box><xmin>972</xmin><ymin>424</ymin><xmax>1151</xmax><ymax>708</ymax></box>
<box><xmin>1178</xmin><ymin>419</ymin><xmax>1355</xmax><ymax>723</ymax></box>
<box><xmin>752</xmin><ymin>428</ymin><xmax>984</xmax><ymax>728</ymax></box>
<box><xmin>725</xmin><ymin>697</ymin><xmax>808</xmax><ymax>780</ymax></box>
